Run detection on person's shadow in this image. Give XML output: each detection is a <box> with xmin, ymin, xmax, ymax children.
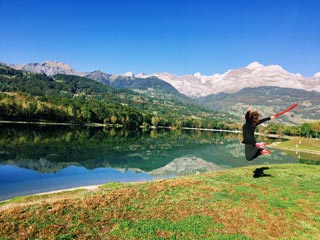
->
<box><xmin>253</xmin><ymin>167</ymin><xmax>273</xmax><ymax>178</ymax></box>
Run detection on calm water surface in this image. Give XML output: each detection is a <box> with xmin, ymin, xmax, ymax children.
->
<box><xmin>0</xmin><ymin>124</ymin><xmax>314</xmax><ymax>201</ymax></box>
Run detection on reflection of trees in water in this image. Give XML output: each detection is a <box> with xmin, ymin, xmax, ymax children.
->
<box><xmin>299</xmin><ymin>159</ymin><xmax>320</xmax><ymax>165</ymax></box>
<box><xmin>0</xmin><ymin>125</ymin><xmax>240</xmax><ymax>173</ymax></box>
<box><xmin>281</xmin><ymin>149</ymin><xmax>320</xmax><ymax>165</ymax></box>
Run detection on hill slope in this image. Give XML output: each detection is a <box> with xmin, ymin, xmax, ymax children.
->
<box><xmin>1</xmin><ymin>164</ymin><xmax>319</xmax><ymax>239</ymax></box>
<box><xmin>0</xmin><ymin>64</ymin><xmax>224</xmax><ymax>128</ymax></box>
<box><xmin>197</xmin><ymin>86</ymin><xmax>320</xmax><ymax>124</ymax></box>
<box><xmin>86</xmin><ymin>71</ymin><xmax>189</xmax><ymax>101</ymax></box>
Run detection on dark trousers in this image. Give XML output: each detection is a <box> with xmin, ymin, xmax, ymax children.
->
<box><xmin>244</xmin><ymin>144</ymin><xmax>261</xmax><ymax>161</ymax></box>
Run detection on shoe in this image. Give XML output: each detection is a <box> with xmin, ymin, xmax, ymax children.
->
<box><xmin>261</xmin><ymin>149</ymin><xmax>271</xmax><ymax>155</ymax></box>
<box><xmin>256</xmin><ymin>142</ymin><xmax>267</xmax><ymax>148</ymax></box>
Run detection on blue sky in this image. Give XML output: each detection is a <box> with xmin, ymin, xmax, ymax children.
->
<box><xmin>0</xmin><ymin>0</ymin><xmax>319</xmax><ymax>76</ymax></box>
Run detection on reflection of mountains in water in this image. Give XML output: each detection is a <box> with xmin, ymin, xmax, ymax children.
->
<box><xmin>1</xmin><ymin>158</ymin><xmax>81</xmax><ymax>173</ymax></box>
<box><xmin>149</xmin><ymin>155</ymin><xmax>224</xmax><ymax>176</ymax></box>
<box><xmin>0</xmin><ymin>124</ymin><xmax>261</xmax><ymax>173</ymax></box>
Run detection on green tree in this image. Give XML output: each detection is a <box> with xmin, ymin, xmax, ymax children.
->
<box><xmin>311</xmin><ymin>122</ymin><xmax>320</xmax><ymax>138</ymax></box>
<box><xmin>300</xmin><ymin>123</ymin><xmax>312</xmax><ymax>137</ymax></box>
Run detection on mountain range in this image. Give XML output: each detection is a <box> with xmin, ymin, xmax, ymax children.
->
<box><xmin>4</xmin><ymin>61</ymin><xmax>86</xmax><ymax>77</ymax></box>
<box><xmin>85</xmin><ymin>70</ymin><xmax>189</xmax><ymax>101</ymax></box>
<box><xmin>4</xmin><ymin>60</ymin><xmax>320</xmax><ymax>97</ymax></box>
<box><xmin>137</xmin><ymin>62</ymin><xmax>320</xmax><ymax>97</ymax></box>
<box><xmin>2</xmin><ymin>60</ymin><xmax>319</xmax><ymax>124</ymax></box>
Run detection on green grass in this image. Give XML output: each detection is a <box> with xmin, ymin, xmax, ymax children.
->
<box><xmin>277</xmin><ymin>137</ymin><xmax>320</xmax><ymax>152</ymax></box>
<box><xmin>274</xmin><ymin>137</ymin><xmax>320</xmax><ymax>165</ymax></box>
<box><xmin>0</xmin><ymin>164</ymin><xmax>319</xmax><ymax>239</ymax></box>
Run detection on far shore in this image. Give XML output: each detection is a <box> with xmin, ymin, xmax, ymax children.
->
<box><xmin>0</xmin><ymin>120</ymin><xmax>278</xmax><ymax>136</ymax></box>
<box><xmin>0</xmin><ymin>120</ymin><xmax>106</xmax><ymax>127</ymax></box>
<box><xmin>0</xmin><ymin>120</ymin><xmax>303</xmax><ymax>140</ymax></box>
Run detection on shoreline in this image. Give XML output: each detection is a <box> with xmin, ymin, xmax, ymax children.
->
<box><xmin>1</xmin><ymin>155</ymin><xmax>318</xmax><ymax>205</ymax></box>
<box><xmin>270</xmin><ymin>145</ymin><xmax>320</xmax><ymax>155</ymax></box>
<box><xmin>34</xmin><ymin>184</ymin><xmax>101</xmax><ymax>195</ymax></box>
<box><xmin>0</xmin><ymin>120</ymin><xmax>106</xmax><ymax>127</ymax></box>
<box><xmin>0</xmin><ymin>185</ymin><xmax>103</xmax><ymax>205</ymax></box>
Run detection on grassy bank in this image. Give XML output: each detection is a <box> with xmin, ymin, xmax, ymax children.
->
<box><xmin>275</xmin><ymin>137</ymin><xmax>320</xmax><ymax>152</ymax></box>
<box><xmin>0</xmin><ymin>164</ymin><xmax>319</xmax><ymax>239</ymax></box>
<box><xmin>272</xmin><ymin>137</ymin><xmax>320</xmax><ymax>165</ymax></box>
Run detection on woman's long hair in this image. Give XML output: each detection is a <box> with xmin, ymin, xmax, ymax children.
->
<box><xmin>250</xmin><ymin>111</ymin><xmax>260</xmax><ymax>126</ymax></box>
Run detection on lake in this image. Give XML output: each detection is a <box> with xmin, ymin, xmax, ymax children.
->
<box><xmin>0</xmin><ymin>124</ymin><xmax>314</xmax><ymax>201</ymax></box>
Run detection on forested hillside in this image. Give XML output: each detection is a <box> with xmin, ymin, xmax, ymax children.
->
<box><xmin>86</xmin><ymin>71</ymin><xmax>190</xmax><ymax>101</ymax></box>
<box><xmin>0</xmin><ymin>65</ymin><xmax>228</xmax><ymax>129</ymax></box>
<box><xmin>197</xmin><ymin>86</ymin><xmax>320</xmax><ymax>125</ymax></box>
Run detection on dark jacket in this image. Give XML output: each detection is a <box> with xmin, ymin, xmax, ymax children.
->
<box><xmin>242</xmin><ymin>111</ymin><xmax>271</xmax><ymax>145</ymax></box>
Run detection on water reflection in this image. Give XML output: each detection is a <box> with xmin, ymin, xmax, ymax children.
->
<box><xmin>149</xmin><ymin>156</ymin><xmax>223</xmax><ymax>176</ymax></box>
<box><xmin>0</xmin><ymin>124</ymin><xmax>247</xmax><ymax>173</ymax></box>
<box><xmin>0</xmin><ymin>124</ymin><xmax>312</xmax><ymax>200</ymax></box>
<box><xmin>279</xmin><ymin>149</ymin><xmax>320</xmax><ymax>166</ymax></box>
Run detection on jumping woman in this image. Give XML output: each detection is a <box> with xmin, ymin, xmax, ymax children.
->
<box><xmin>242</xmin><ymin>107</ymin><xmax>275</xmax><ymax>161</ymax></box>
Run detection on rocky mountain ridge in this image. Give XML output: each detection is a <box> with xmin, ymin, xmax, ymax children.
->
<box><xmin>4</xmin><ymin>61</ymin><xmax>86</xmax><ymax>77</ymax></box>
<box><xmin>138</xmin><ymin>62</ymin><xmax>320</xmax><ymax>97</ymax></box>
<box><xmin>3</xmin><ymin>60</ymin><xmax>320</xmax><ymax>97</ymax></box>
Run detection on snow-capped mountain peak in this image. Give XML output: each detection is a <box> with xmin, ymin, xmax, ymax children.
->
<box><xmin>246</xmin><ymin>61</ymin><xmax>264</xmax><ymax>70</ymax></box>
<box><xmin>193</xmin><ymin>72</ymin><xmax>202</xmax><ymax>79</ymax></box>
<box><xmin>122</xmin><ymin>72</ymin><xmax>135</xmax><ymax>78</ymax></box>
<box><xmin>136</xmin><ymin>72</ymin><xmax>148</xmax><ymax>78</ymax></box>
<box><xmin>314</xmin><ymin>72</ymin><xmax>320</xmax><ymax>78</ymax></box>
<box><xmin>150</xmin><ymin>62</ymin><xmax>319</xmax><ymax>97</ymax></box>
